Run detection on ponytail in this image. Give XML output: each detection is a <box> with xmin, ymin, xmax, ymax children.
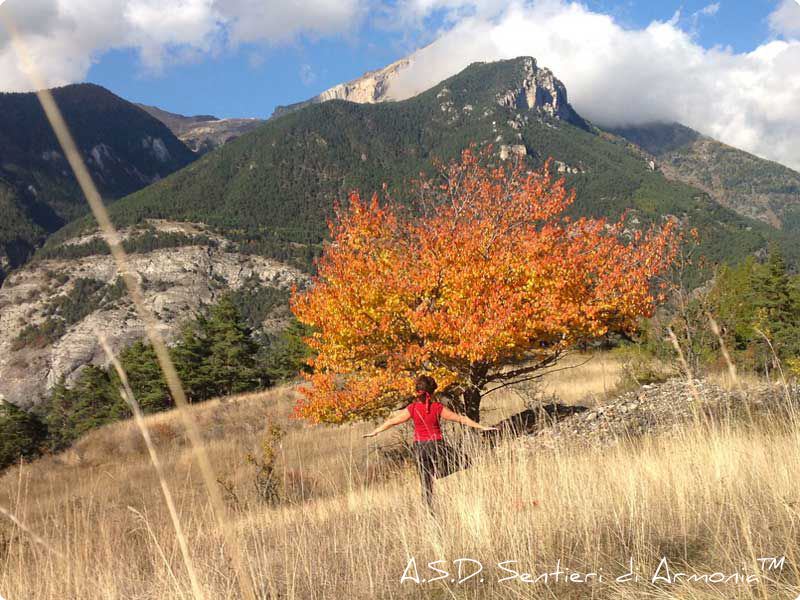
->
<box><xmin>417</xmin><ymin>390</ymin><xmax>432</xmax><ymax>413</ymax></box>
<box><xmin>413</xmin><ymin>374</ymin><xmax>438</xmax><ymax>414</ymax></box>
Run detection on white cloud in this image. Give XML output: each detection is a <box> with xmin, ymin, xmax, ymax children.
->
<box><xmin>300</xmin><ymin>63</ymin><xmax>317</xmax><ymax>86</ymax></box>
<box><xmin>698</xmin><ymin>3</ymin><xmax>720</xmax><ymax>17</ymax></box>
<box><xmin>0</xmin><ymin>0</ymin><xmax>366</xmax><ymax>91</ymax></box>
<box><xmin>385</xmin><ymin>0</ymin><xmax>800</xmax><ymax>171</ymax></box>
<box><xmin>769</xmin><ymin>0</ymin><xmax>800</xmax><ymax>38</ymax></box>
<box><xmin>214</xmin><ymin>0</ymin><xmax>365</xmax><ymax>45</ymax></box>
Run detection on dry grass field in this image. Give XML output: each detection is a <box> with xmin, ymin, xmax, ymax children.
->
<box><xmin>2</xmin><ymin>353</ymin><xmax>800</xmax><ymax>599</ymax></box>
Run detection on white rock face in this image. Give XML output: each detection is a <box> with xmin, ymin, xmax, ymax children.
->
<box><xmin>0</xmin><ymin>225</ymin><xmax>306</xmax><ymax>409</ymax></box>
<box><xmin>499</xmin><ymin>144</ymin><xmax>527</xmax><ymax>161</ymax></box>
<box><xmin>89</xmin><ymin>143</ymin><xmax>114</xmax><ymax>170</ymax></box>
<box><xmin>271</xmin><ymin>56</ymin><xmax>414</xmax><ymax>117</ymax></box>
<box><xmin>151</xmin><ymin>138</ymin><xmax>171</xmax><ymax>162</ymax></box>
<box><xmin>141</xmin><ymin>136</ymin><xmax>172</xmax><ymax>162</ymax></box>
<box><xmin>179</xmin><ymin>118</ymin><xmax>264</xmax><ymax>153</ymax></box>
<box><xmin>316</xmin><ymin>57</ymin><xmax>413</xmax><ymax>104</ymax></box>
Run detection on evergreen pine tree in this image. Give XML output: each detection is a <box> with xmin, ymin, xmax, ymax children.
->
<box><xmin>263</xmin><ymin>319</ymin><xmax>314</xmax><ymax>382</ymax></box>
<box><xmin>118</xmin><ymin>341</ymin><xmax>171</xmax><ymax>413</ymax></box>
<box><xmin>751</xmin><ymin>245</ymin><xmax>800</xmax><ymax>362</ymax></box>
<box><xmin>173</xmin><ymin>313</ymin><xmax>216</xmax><ymax>401</ymax></box>
<box><xmin>0</xmin><ymin>401</ymin><xmax>47</xmax><ymax>470</ymax></box>
<box><xmin>68</xmin><ymin>366</ymin><xmax>128</xmax><ymax>439</ymax></box>
<box><xmin>204</xmin><ymin>296</ymin><xmax>266</xmax><ymax>396</ymax></box>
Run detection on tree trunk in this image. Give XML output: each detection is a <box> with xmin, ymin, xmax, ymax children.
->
<box><xmin>462</xmin><ymin>387</ymin><xmax>482</xmax><ymax>423</ymax></box>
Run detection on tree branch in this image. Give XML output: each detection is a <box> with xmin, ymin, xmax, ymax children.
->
<box><xmin>481</xmin><ymin>355</ymin><xmax>595</xmax><ymax>397</ymax></box>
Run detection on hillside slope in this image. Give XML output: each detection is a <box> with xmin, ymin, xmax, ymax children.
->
<box><xmin>50</xmin><ymin>57</ymin><xmax>785</xmax><ymax>269</ymax></box>
<box><xmin>0</xmin><ymin>84</ymin><xmax>197</xmax><ymax>280</ymax></box>
<box><xmin>1</xmin><ymin>373</ymin><xmax>799</xmax><ymax>598</ymax></box>
<box><xmin>609</xmin><ymin>122</ymin><xmax>800</xmax><ymax>229</ymax></box>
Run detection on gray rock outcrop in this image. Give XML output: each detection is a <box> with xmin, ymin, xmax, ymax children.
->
<box><xmin>0</xmin><ymin>223</ymin><xmax>305</xmax><ymax>409</ymax></box>
<box><xmin>495</xmin><ymin>57</ymin><xmax>589</xmax><ymax>129</ymax></box>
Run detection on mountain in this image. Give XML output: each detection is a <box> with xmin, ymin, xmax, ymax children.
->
<box><xmin>279</xmin><ymin>55</ymin><xmax>800</xmax><ymax>235</ymax></box>
<box><xmin>271</xmin><ymin>55</ymin><xmax>413</xmax><ymax>118</ymax></box>
<box><xmin>3</xmin><ymin>56</ymin><xmax>794</xmax><ymax>407</ymax></box>
<box><xmin>50</xmin><ymin>57</ymin><xmax>778</xmax><ymax>266</ymax></box>
<box><xmin>608</xmin><ymin>122</ymin><xmax>800</xmax><ymax>230</ymax></box>
<box><xmin>136</xmin><ymin>104</ymin><xmax>265</xmax><ymax>154</ymax></box>
<box><xmin>0</xmin><ymin>83</ymin><xmax>196</xmax><ymax>282</ymax></box>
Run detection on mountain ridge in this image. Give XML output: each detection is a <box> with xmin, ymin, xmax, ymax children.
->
<box><xmin>0</xmin><ymin>83</ymin><xmax>196</xmax><ymax>282</ymax></box>
<box><xmin>275</xmin><ymin>54</ymin><xmax>800</xmax><ymax>230</ymax></box>
<box><xmin>608</xmin><ymin>122</ymin><xmax>800</xmax><ymax>229</ymax></box>
<box><xmin>136</xmin><ymin>103</ymin><xmax>265</xmax><ymax>154</ymax></box>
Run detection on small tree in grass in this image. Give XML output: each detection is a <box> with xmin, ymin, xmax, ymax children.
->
<box><xmin>291</xmin><ymin>149</ymin><xmax>678</xmax><ymax>423</ymax></box>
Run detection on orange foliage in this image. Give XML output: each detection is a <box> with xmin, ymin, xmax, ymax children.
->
<box><xmin>291</xmin><ymin>148</ymin><xmax>678</xmax><ymax>423</ymax></box>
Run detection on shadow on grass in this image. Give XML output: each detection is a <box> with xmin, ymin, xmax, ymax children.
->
<box><xmin>439</xmin><ymin>402</ymin><xmax>590</xmax><ymax>479</ymax></box>
<box><xmin>489</xmin><ymin>402</ymin><xmax>590</xmax><ymax>439</ymax></box>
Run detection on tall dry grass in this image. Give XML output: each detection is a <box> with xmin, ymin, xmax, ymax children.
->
<box><xmin>1</xmin><ymin>357</ymin><xmax>799</xmax><ymax>599</ymax></box>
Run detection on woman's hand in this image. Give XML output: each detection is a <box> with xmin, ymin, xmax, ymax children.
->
<box><xmin>481</xmin><ymin>426</ymin><xmax>499</xmax><ymax>432</ymax></box>
<box><xmin>362</xmin><ymin>432</ymin><xmax>377</xmax><ymax>438</ymax></box>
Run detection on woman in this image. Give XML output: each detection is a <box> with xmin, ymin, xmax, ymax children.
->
<box><xmin>363</xmin><ymin>375</ymin><xmax>496</xmax><ymax>507</ymax></box>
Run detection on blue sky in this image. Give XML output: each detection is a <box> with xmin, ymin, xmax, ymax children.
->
<box><xmin>81</xmin><ymin>1</ymin><xmax>780</xmax><ymax>119</ymax></box>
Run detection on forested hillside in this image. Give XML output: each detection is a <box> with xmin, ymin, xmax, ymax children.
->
<box><xmin>610</xmin><ymin>122</ymin><xmax>800</xmax><ymax>230</ymax></box>
<box><xmin>0</xmin><ymin>83</ymin><xmax>196</xmax><ymax>280</ymax></box>
<box><xmin>46</xmin><ymin>58</ymin><xmax>793</xmax><ymax>271</ymax></box>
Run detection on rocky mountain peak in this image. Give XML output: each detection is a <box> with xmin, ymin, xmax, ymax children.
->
<box><xmin>494</xmin><ymin>57</ymin><xmax>588</xmax><ymax>128</ymax></box>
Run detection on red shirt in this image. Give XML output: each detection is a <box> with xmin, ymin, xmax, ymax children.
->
<box><xmin>407</xmin><ymin>401</ymin><xmax>444</xmax><ymax>442</ymax></box>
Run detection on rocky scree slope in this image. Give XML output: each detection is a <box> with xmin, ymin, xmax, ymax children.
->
<box><xmin>517</xmin><ymin>378</ymin><xmax>796</xmax><ymax>449</ymax></box>
<box><xmin>0</xmin><ymin>221</ymin><xmax>305</xmax><ymax>409</ymax></box>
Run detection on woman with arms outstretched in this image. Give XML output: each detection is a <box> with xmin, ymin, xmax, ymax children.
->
<box><xmin>363</xmin><ymin>375</ymin><xmax>496</xmax><ymax>508</ymax></box>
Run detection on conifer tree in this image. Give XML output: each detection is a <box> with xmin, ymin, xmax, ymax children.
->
<box><xmin>0</xmin><ymin>401</ymin><xmax>47</xmax><ymax>470</ymax></box>
<box><xmin>118</xmin><ymin>341</ymin><xmax>170</xmax><ymax>412</ymax></box>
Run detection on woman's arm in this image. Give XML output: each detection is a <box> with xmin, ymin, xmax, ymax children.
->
<box><xmin>362</xmin><ymin>409</ymin><xmax>411</xmax><ymax>438</ymax></box>
<box><xmin>441</xmin><ymin>407</ymin><xmax>498</xmax><ymax>432</ymax></box>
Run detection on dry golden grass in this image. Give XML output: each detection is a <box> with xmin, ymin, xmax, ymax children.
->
<box><xmin>1</xmin><ymin>355</ymin><xmax>799</xmax><ymax>599</ymax></box>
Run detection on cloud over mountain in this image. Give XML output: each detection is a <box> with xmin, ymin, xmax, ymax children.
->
<box><xmin>385</xmin><ymin>0</ymin><xmax>800</xmax><ymax>171</ymax></box>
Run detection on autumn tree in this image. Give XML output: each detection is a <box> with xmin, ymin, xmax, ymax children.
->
<box><xmin>291</xmin><ymin>149</ymin><xmax>678</xmax><ymax>423</ymax></box>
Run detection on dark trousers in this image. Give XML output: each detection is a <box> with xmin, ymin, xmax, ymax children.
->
<box><xmin>414</xmin><ymin>440</ymin><xmax>446</xmax><ymax>508</ymax></box>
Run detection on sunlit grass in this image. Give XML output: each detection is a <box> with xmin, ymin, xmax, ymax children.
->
<box><xmin>2</xmin><ymin>356</ymin><xmax>799</xmax><ymax>598</ymax></box>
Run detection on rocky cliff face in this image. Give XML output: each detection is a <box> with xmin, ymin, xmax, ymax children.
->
<box><xmin>494</xmin><ymin>58</ymin><xmax>588</xmax><ymax>129</ymax></box>
<box><xmin>0</xmin><ymin>221</ymin><xmax>305</xmax><ymax>409</ymax></box>
<box><xmin>271</xmin><ymin>56</ymin><xmax>413</xmax><ymax>118</ymax></box>
<box><xmin>176</xmin><ymin>118</ymin><xmax>265</xmax><ymax>154</ymax></box>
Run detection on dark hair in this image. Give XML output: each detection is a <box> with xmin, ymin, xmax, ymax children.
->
<box><xmin>414</xmin><ymin>375</ymin><xmax>437</xmax><ymax>395</ymax></box>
